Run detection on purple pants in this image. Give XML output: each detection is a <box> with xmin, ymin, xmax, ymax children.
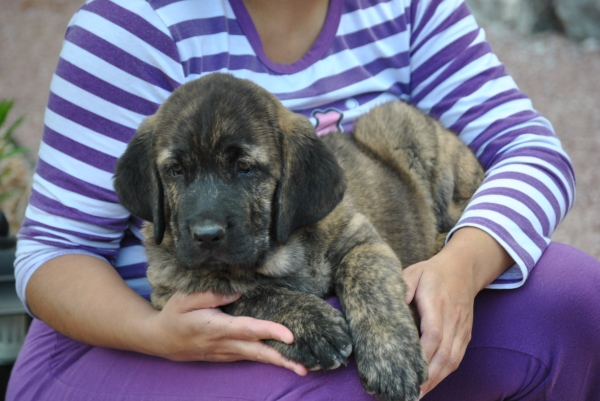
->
<box><xmin>7</xmin><ymin>243</ymin><xmax>600</xmax><ymax>400</ymax></box>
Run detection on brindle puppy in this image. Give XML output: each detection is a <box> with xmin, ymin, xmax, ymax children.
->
<box><xmin>113</xmin><ymin>73</ymin><xmax>484</xmax><ymax>401</ymax></box>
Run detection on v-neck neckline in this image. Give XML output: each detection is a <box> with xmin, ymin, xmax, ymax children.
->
<box><xmin>229</xmin><ymin>0</ymin><xmax>343</xmax><ymax>74</ymax></box>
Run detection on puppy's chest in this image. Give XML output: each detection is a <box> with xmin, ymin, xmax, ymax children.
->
<box><xmin>258</xmin><ymin>236</ymin><xmax>334</xmax><ymax>297</ymax></box>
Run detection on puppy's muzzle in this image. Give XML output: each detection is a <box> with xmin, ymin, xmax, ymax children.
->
<box><xmin>191</xmin><ymin>221</ymin><xmax>226</xmax><ymax>250</ymax></box>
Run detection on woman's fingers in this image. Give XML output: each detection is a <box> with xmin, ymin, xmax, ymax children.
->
<box><xmin>170</xmin><ymin>291</ymin><xmax>295</xmax><ymax>343</ymax></box>
<box><xmin>421</xmin><ymin>321</ymin><xmax>470</xmax><ymax>395</ymax></box>
<box><xmin>169</xmin><ymin>290</ymin><xmax>241</xmax><ymax>312</ymax></box>
<box><xmin>223</xmin><ymin>315</ymin><xmax>295</xmax><ymax>344</ymax></box>
<box><xmin>157</xmin><ymin>291</ymin><xmax>304</xmax><ymax>373</ymax></box>
<box><xmin>419</xmin><ymin>312</ymin><xmax>457</xmax><ymax>394</ymax></box>
<box><xmin>215</xmin><ymin>339</ymin><xmax>308</xmax><ymax>376</ymax></box>
<box><xmin>416</xmin><ymin>287</ymin><xmax>473</xmax><ymax>397</ymax></box>
<box><xmin>402</xmin><ymin>263</ymin><xmax>422</xmax><ymax>304</ymax></box>
<box><xmin>417</xmin><ymin>295</ymin><xmax>445</xmax><ymax>365</ymax></box>
<box><xmin>405</xmin><ymin>256</ymin><xmax>476</xmax><ymax>398</ymax></box>
<box><xmin>188</xmin><ymin>308</ymin><xmax>305</xmax><ymax>375</ymax></box>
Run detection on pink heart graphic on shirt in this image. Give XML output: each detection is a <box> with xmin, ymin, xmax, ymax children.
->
<box><xmin>312</xmin><ymin>109</ymin><xmax>343</xmax><ymax>136</ymax></box>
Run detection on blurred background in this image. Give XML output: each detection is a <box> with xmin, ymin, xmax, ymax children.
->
<box><xmin>3</xmin><ymin>0</ymin><xmax>598</xmax><ymax>257</ymax></box>
<box><xmin>1</xmin><ymin>0</ymin><xmax>599</xmax><ymax>398</ymax></box>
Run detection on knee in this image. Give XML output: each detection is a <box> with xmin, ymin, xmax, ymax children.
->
<box><xmin>526</xmin><ymin>242</ymin><xmax>600</xmax><ymax>337</ymax></box>
<box><xmin>532</xmin><ymin>243</ymin><xmax>600</xmax><ymax>299</ymax></box>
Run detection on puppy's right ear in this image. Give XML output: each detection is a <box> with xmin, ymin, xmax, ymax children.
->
<box><xmin>274</xmin><ymin>110</ymin><xmax>346</xmax><ymax>244</ymax></box>
<box><xmin>114</xmin><ymin>115</ymin><xmax>165</xmax><ymax>244</ymax></box>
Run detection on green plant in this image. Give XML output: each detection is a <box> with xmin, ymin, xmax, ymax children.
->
<box><xmin>0</xmin><ymin>100</ymin><xmax>27</xmax><ymax>203</ymax></box>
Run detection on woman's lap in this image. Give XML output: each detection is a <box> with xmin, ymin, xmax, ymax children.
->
<box><xmin>6</xmin><ymin>319</ymin><xmax>373</xmax><ymax>401</ymax></box>
<box><xmin>7</xmin><ymin>243</ymin><xmax>600</xmax><ymax>400</ymax></box>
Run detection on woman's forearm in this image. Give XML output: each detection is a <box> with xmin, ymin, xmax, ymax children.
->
<box><xmin>26</xmin><ymin>254</ymin><xmax>159</xmax><ymax>354</ymax></box>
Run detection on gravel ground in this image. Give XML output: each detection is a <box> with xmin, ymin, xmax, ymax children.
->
<box><xmin>2</xmin><ymin>0</ymin><xmax>599</xmax><ymax>261</ymax></box>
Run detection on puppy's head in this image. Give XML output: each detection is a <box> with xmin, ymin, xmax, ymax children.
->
<box><xmin>114</xmin><ymin>73</ymin><xmax>346</xmax><ymax>271</ymax></box>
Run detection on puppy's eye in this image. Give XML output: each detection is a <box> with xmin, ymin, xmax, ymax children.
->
<box><xmin>237</xmin><ymin>159</ymin><xmax>254</xmax><ymax>175</ymax></box>
<box><xmin>170</xmin><ymin>163</ymin><xmax>183</xmax><ymax>177</ymax></box>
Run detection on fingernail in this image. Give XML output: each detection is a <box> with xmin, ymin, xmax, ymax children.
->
<box><xmin>340</xmin><ymin>344</ymin><xmax>352</xmax><ymax>357</ymax></box>
<box><xmin>222</xmin><ymin>293</ymin><xmax>240</xmax><ymax>302</ymax></box>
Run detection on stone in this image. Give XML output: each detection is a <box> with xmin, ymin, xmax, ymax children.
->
<box><xmin>553</xmin><ymin>0</ymin><xmax>600</xmax><ymax>40</ymax></box>
<box><xmin>466</xmin><ymin>0</ymin><xmax>559</xmax><ymax>34</ymax></box>
<box><xmin>466</xmin><ymin>0</ymin><xmax>600</xmax><ymax>40</ymax></box>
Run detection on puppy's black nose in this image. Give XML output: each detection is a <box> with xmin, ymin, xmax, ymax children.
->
<box><xmin>192</xmin><ymin>223</ymin><xmax>225</xmax><ymax>248</ymax></box>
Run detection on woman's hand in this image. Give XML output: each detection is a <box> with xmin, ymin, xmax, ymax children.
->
<box><xmin>145</xmin><ymin>291</ymin><xmax>308</xmax><ymax>375</ymax></box>
<box><xmin>402</xmin><ymin>227</ymin><xmax>514</xmax><ymax>398</ymax></box>
<box><xmin>27</xmin><ymin>254</ymin><xmax>306</xmax><ymax>376</ymax></box>
<box><xmin>403</xmin><ymin>249</ymin><xmax>477</xmax><ymax>397</ymax></box>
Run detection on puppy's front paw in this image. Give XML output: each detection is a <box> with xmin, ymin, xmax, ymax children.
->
<box><xmin>266</xmin><ymin>304</ymin><xmax>353</xmax><ymax>371</ymax></box>
<box><xmin>356</xmin><ymin>331</ymin><xmax>427</xmax><ymax>401</ymax></box>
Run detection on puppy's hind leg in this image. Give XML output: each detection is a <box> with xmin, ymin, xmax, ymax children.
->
<box><xmin>353</xmin><ymin>101</ymin><xmax>485</xmax><ymax>234</ymax></box>
<box><xmin>352</xmin><ymin>101</ymin><xmax>440</xmax><ymax>196</ymax></box>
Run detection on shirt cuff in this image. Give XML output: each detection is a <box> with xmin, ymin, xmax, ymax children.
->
<box><xmin>446</xmin><ymin>222</ymin><xmax>528</xmax><ymax>290</ymax></box>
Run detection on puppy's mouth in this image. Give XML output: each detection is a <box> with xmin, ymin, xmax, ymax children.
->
<box><xmin>180</xmin><ymin>255</ymin><xmax>266</xmax><ymax>287</ymax></box>
<box><xmin>177</xmin><ymin>247</ymin><xmax>262</xmax><ymax>273</ymax></box>
<box><xmin>174</xmin><ymin>222</ymin><xmax>268</xmax><ymax>272</ymax></box>
<box><xmin>191</xmin><ymin>256</ymin><xmax>233</xmax><ymax>271</ymax></box>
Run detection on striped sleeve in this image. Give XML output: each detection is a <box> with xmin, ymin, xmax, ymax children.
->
<box><xmin>407</xmin><ymin>0</ymin><xmax>575</xmax><ymax>288</ymax></box>
<box><xmin>14</xmin><ymin>0</ymin><xmax>184</xmax><ymax>311</ymax></box>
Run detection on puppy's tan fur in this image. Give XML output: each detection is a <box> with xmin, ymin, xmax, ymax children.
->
<box><xmin>114</xmin><ymin>73</ymin><xmax>484</xmax><ymax>401</ymax></box>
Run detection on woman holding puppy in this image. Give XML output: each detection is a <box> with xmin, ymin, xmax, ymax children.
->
<box><xmin>7</xmin><ymin>0</ymin><xmax>600</xmax><ymax>400</ymax></box>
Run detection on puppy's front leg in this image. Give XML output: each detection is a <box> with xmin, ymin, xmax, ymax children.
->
<box><xmin>221</xmin><ymin>288</ymin><xmax>353</xmax><ymax>371</ymax></box>
<box><xmin>334</xmin><ymin>223</ymin><xmax>427</xmax><ymax>401</ymax></box>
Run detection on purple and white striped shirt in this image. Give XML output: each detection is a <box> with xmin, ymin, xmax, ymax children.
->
<box><xmin>15</xmin><ymin>0</ymin><xmax>575</xmax><ymax>310</ymax></box>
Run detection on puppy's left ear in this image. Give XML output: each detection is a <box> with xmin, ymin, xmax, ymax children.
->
<box><xmin>114</xmin><ymin>115</ymin><xmax>166</xmax><ymax>244</ymax></box>
<box><xmin>275</xmin><ymin>110</ymin><xmax>346</xmax><ymax>243</ymax></box>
